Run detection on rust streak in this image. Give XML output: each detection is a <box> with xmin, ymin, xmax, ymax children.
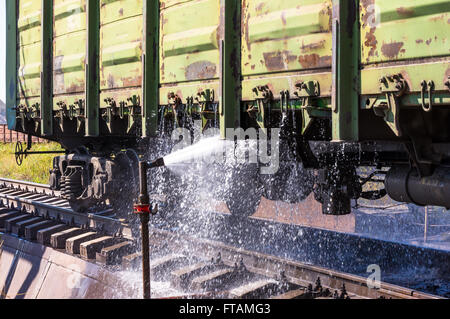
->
<box><xmin>122</xmin><ymin>76</ymin><xmax>142</xmax><ymax>87</ymax></box>
<box><xmin>66</xmin><ymin>83</ymin><xmax>84</xmax><ymax>94</ymax></box>
<box><xmin>185</xmin><ymin>61</ymin><xmax>217</xmax><ymax>81</ymax></box>
<box><xmin>256</xmin><ymin>2</ymin><xmax>264</xmax><ymax>12</ymax></box>
<box><xmin>244</xmin><ymin>11</ymin><xmax>251</xmax><ymax>51</ymax></box>
<box><xmin>281</xmin><ymin>12</ymin><xmax>287</xmax><ymax>26</ymax></box>
<box><xmin>381</xmin><ymin>42</ymin><xmax>404</xmax><ymax>59</ymax></box>
<box><xmin>300</xmin><ymin>40</ymin><xmax>326</xmax><ymax>52</ymax></box>
<box><xmin>107</xmin><ymin>74</ymin><xmax>116</xmax><ymax>89</ymax></box>
<box><xmin>396</xmin><ymin>7</ymin><xmax>414</xmax><ymax>17</ymax></box>
<box><xmin>298</xmin><ymin>54</ymin><xmax>331</xmax><ymax>69</ymax></box>
<box><xmin>263</xmin><ymin>51</ymin><xmax>296</xmax><ymax>71</ymax></box>
<box><xmin>364</xmin><ymin>28</ymin><xmax>378</xmax><ymax>58</ymax></box>
<box><xmin>430</xmin><ymin>14</ymin><xmax>445</xmax><ymax>22</ymax></box>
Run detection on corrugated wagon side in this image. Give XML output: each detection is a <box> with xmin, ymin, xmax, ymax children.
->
<box><xmin>4</xmin><ymin>0</ymin><xmax>450</xmax><ymax>217</ymax></box>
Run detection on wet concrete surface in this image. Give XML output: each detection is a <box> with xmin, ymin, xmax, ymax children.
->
<box><xmin>149</xmin><ymin>206</ymin><xmax>450</xmax><ymax>298</ymax></box>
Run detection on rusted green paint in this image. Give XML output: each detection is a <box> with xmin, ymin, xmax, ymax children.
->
<box><xmin>6</xmin><ymin>0</ymin><xmax>18</xmax><ymax>130</ymax></box>
<box><xmin>241</xmin><ymin>0</ymin><xmax>333</xmax><ymax>136</ymax></box>
<box><xmin>100</xmin><ymin>0</ymin><xmax>143</xmax><ymax>25</ymax></box>
<box><xmin>85</xmin><ymin>0</ymin><xmax>100</xmax><ymax>137</ymax></box>
<box><xmin>361</xmin><ymin>0</ymin><xmax>450</xmax><ymax>64</ymax></box>
<box><xmin>242</xmin><ymin>0</ymin><xmax>332</xmax><ymax>76</ymax></box>
<box><xmin>160</xmin><ymin>0</ymin><xmax>220</xmax><ymax>85</ymax></box>
<box><xmin>142</xmin><ymin>0</ymin><xmax>159</xmax><ymax>137</ymax></box>
<box><xmin>7</xmin><ymin>0</ymin><xmax>450</xmax><ymax>147</ymax></box>
<box><xmin>331</xmin><ymin>0</ymin><xmax>360</xmax><ymax>142</ymax></box>
<box><xmin>17</xmin><ymin>0</ymin><xmax>42</xmax><ymax>101</ymax></box>
<box><xmin>41</xmin><ymin>0</ymin><xmax>53</xmax><ymax>136</ymax></box>
<box><xmin>99</xmin><ymin>0</ymin><xmax>143</xmax><ymax>93</ymax></box>
<box><xmin>159</xmin><ymin>82</ymin><xmax>220</xmax><ymax>105</ymax></box>
<box><xmin>242</xmin><ymin>72</ymin><xmax>333</xmax><ymax>102</ymax></box>
<box><xmin>53</xmin><ymin>0</ymin><xmax>86</xmax><ymax>102</ymax></box>
<box><xmin>361</xmin><ymin>60</ymin><xmax>450</xmax><ymax>96</ymax></box>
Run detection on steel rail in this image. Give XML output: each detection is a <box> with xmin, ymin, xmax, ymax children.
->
<box><xmin>0</xmin><ymin>178</ymin><xmax>445</xmax><ymax>299</ymax></box>
<box><xmin>148</xmin><ymin>229</ymin><xmax>443</xmax><ymax>299</ymax></box>
<box><xmin>0</xmin><ymin>178</ymin><xmax>132</xmax><ymax>239</ymax></box>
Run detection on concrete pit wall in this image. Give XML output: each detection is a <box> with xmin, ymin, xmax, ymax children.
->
<box><xmin>0</xmin><ymin>233</ymin><xmax>140</xmax><ymax>299</ymax></box>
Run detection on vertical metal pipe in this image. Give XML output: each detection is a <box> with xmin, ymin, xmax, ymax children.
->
<box><xmin>139</xmin><ymin>161</ymin><xmax>149</xmax><ymax>205</ymax></box>
<box><xmin>5</xmin><ymin>0</ymin><xmax>17</xmax><ymax>131</ymax></box>
<box><xmin>331</xmin><ymin>0</ymin><xmax>360</xmax><ymax>141</ymax></box>
<box><xmin>140</xmin><ymin>213</ymin><xmax>151</xmax><ymax>299</ymax></box>
<box><xmin>85</xmin><ymin>0</ymin><xmax>100</xmax><ymax>137</ymax></box>
<box><xmin>424</xmin><ymin>206</ymin><xmax>429</xmax><ymax>243</ymax></box>
<box><xmin>219</xmin><ymin>0</ymin><xmax>241</xmax><ymax>140</ymax></box>
<box><xmin>138</xmin><ymin>161</ymin><xmax>151</xmax><ymax>299</ymax></box>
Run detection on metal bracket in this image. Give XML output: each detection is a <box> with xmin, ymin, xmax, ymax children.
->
<box><xmin>186</xmin><ymin>96</ymin><xmax>195</xmax><ymax>116</ymax></box>
<box><xmin>420</xmin><ymin>80</ymin><xmax>434</xmax><ymax>112</ymax></box>
<box><xmin>294</xmin><ymin>81</ymin><xmax>320</xmax><ymax>100</ymax></box>
<box><xmin>73</xmin><ymin>99</ymin><xmax>86</xmax><ymax>133</ymax></box>
<box><xmin>197</xmin><ymin>89</ymin><xmax>217</xmax><ymax>122</ymax></box>
<box><xmin>445</xmin><ymin>77</ymin><xmax>450</xmax><ymax>93</ymax></box>
<box><xmin>30</xmin><ymin>103</ymin><xmax>41</xmax><ymax>120</ymax></box>
<box><xmin>194</xmin><ymin>89</ymin><xmax>218</xmax><ymax>132</ymax></box>
<box><xmin>126</xmin><ymin>95</ymin><xmax>142</xmax><ymax>132</ymax></box>
<box><xmin>167</xmin><ymin>92</ymin><xmax>182</xmax><ymax>127</ymax></box>
<box><xmin>296</xmin><ymin>81</ymin><xmax>321</xmax><ymax>110</ymax></box>
<box><xmin>56</xmin><ymin>101</ymin><xmax>68</xmax><ymax>130</ymax></box>
<box><xmin>167</xmin><ymin>92</ymin><xmax>182</xmax><ymax>109</ymax></box>
<box><xmin>196</xmin><ymin>89</ymin><xmax>215</xmax><ymax>114</ymax></box>
<box><xmin>279</xmin><ymin>90</ymin><xmax>290</xmax><ymax>115</ymax></box>
<box><xmin>293</xmin><ymin>81</ymin><xmax>322</xmax><ymax>136</ymax></box>
<box><xmin>374</xmin><ymin>74</ymin><xmax>407</xmax><ymax>137</ymax></box>
<box><xmin>248</xmin><ymin>85</ymin><xmax>273</xmax><ymax>131</ymax></box>
<box><xmin>103</xmin><ymin>97</ymin><xmax>117</xmax><ymax>121</ymax></box>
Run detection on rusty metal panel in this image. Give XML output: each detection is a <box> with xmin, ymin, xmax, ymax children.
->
<box><xmin>361</xmin><ymin>0</ymin><xmax>450</xmax><ymax>64</ymax></box>
<box><xmin>53</xmin><ymin>0</ymin><xmax>87</xmax><ymax>97</ymax></box>
<box><xmin>242</xmin><ymin>0</ymin><xmax>332</xmax><ymax>76</ymax></box>
<box><xmin>17</xmin><ymin>0</ymin><xmax>42</xmax><ymax>46</ymax></box>
<box><xmin>100</xmin><ymin>0</ymin><xmax>143</xmax><ymax>25</ymax></box>
<box><xmin>99</xmin><ymin>0</ymin><xmax>143</xmax><ymax>94</ymax></box>
<box><xmin>361</xmin><ymin>60</ymin><xmax>450</xmax><ymax>97</ymax></box>
<box><xmin>160</xmin><ymin>0</ymin><xmax>221</xmax><ymax>85</ymax></box>
<box><xmin>159</xmin><ymin>81</ymin><xmax>220</xmax><ymax>105</ymax></box>
<box><xmin>17</xmin><ymin>0</ymin><xmax>42</xmax><ymax>100</ymax></box>
<box><xmin>241</xmin><ymin>72</ymin><xmax>332</xmax><ymax>102</ymax></box>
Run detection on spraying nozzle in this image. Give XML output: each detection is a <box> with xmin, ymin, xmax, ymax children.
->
<box><xmin>146</xmin><ymin>157</ymin><xmax>165</xmax><ymax>169</ymax></box>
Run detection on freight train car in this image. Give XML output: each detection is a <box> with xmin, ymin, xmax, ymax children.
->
<box><xmin>5</xmin><ymin>0</ymin><xmax>450</xmax><ymax>216</ymax></box>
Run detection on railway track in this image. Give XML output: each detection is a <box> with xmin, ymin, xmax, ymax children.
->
<box><xmin>0</xmin><ymin>178</ymin><xmax>444</xmax><ymax>299</ymax></box>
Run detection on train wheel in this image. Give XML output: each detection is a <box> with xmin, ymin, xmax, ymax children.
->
<box><xmin>108</xmin><ymin>151</ymin><xmax>140</xmax><ymax>218</ymax></box>
<box><xmin>224</xmin><ymin>164</ymin><xmax>263</xmax><ymax>218</ymax></box>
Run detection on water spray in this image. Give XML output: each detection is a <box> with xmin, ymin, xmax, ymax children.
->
<box><xmin>133</xmin><ymin>158</ymin><xmax>165</xmax><ymax>299</ymax></box>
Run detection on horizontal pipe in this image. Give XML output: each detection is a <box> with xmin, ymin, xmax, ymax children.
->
<box><xmin>146</xmin><ymin>158</ymin><xmax>165</xmax><ymax>169</ymax></box>
<box><xmin>385</xmin><ymin>166</ymin><xmax>450</xmax><ymax>209</ymax></box>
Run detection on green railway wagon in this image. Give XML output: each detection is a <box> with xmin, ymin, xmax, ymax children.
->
<box><xmin>5</xmin><ymin>0</ymin><xmax>450</xmax><ymax>216</ymax></box>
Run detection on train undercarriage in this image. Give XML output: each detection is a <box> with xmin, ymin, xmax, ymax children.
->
<box><xmin>40</xmin><ymin>102</ymin><xmax>450</xmax><ymax>218</ymax></box>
